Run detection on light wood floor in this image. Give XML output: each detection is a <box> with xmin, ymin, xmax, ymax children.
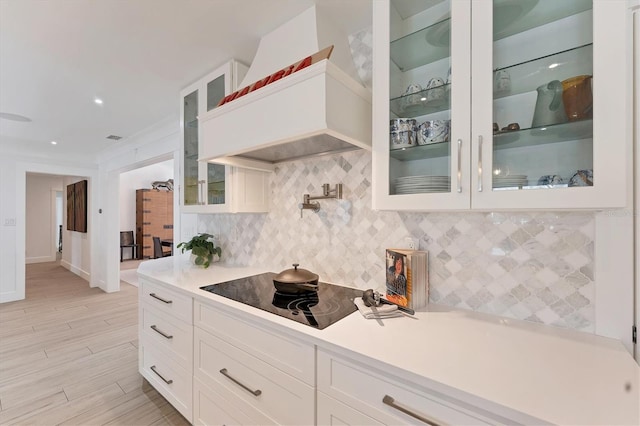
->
<box><xmin>0</xmin><ymin>262</ymin><xmax>190</xmax><ymax>425</ymax></box>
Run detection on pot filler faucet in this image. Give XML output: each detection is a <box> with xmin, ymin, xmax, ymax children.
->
<box><xmin>299</xmin><ymin>183</ymin><xmax>343</xmax><ymax>218</ymax></box>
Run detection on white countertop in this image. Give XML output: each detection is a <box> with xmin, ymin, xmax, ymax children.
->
<box><xmin>138</xmin><ymin>255</ymin><xmax>640</xmax><ymax>425</ymax></box>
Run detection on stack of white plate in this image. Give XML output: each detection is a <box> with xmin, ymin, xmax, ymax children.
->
<box><xmin>395</xmin><ymin>175</ymin><xmax>451</xmax><ymax>194</ymax></box>
<box><xmin>493</xmin><ymin>175</ymin><xmax>528</xmax><ymax>188</ymax></box>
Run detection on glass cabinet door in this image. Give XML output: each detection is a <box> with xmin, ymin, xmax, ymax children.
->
<box><xmin>471</xmin><ymin>0</ymin><xmax>626</xmax><ymax>209</ymax></box>
<box><xmin>180</xmin><ymin>60</ymin><xmax>252</xmax><ymax>212</ymax></box>
<box><xmin>373</xmin><ymin>0</ymin><xmax>471</xmax><ymax>211</ymax></box>
<box><xmin>375</xmin><ymin>0</ymin><xmax>626</xmax><ymax>211</ymax></box>
<box><xmin>181</xmin><ymin>70</ymin><xmax>229</xmax><ymax>209</ymax></box>
<box><xmin>490</xmin><ymin>0</ymin><xmax>593</xmax><ymax>193</ymax></box>
<box><xmin>204</xmin><ymin>74</ymin><xmax>226</xmax><ymax>206</ymax></box>
<box><xmin>388</xmin><ymin>0</ymin><xmax>452</xmax><ymax>197</ymax></box>
<box><xmin>183</xmin><ymin>89</ymin><xmax>199</xmax><ymax>206</ymax></box>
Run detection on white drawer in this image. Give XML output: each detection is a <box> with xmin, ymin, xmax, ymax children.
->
<box><xmin>193</xmin><ymin>377</ymin><xmax>270</xmax><ymax>426</ymax></box>
<box><xmin>140</xmin><ymin>302</ymin><xmax>192</xmax><ymax>366</ymax></box>
<box><xmin>318</xmin><ymin>349</ymin><xmax>497</xmax><ymax>426</ymax></box>
<box><xmin>317</xmin><ymin>391</ymin><xmax>385</xmax><ymax>426</ymax></box>
<box><xmin>194</xmin><ymin>327</ymin><xmax>314</xmax><ymax>426</ymax></box>
<box><xmin>141</xmin><ymin>280</ymin><xmax>192</xmax><ymax>324</ymax></box>
<box><xmin>194</xmin><ymin>300</ymin><xmax>314</xmax><ymax>385</ymax></box>
<box><xmin>140</xmin><ymin>343</ymin><xmax>192</xmax><ymax>423</ymax></box>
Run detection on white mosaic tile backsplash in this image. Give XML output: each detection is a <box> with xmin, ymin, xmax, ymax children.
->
<box><xmin>198</xmin><ymin>150</ymin><xmax>595</xmax><ymax>332</ymax></box>
<box><xmin>348</xmin><ymin>26</ymin><xmax>373</xmax><ymax>89</ymax></box>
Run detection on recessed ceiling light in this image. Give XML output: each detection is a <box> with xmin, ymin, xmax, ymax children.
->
<box><xmin>0</xmin><ymin>112</ymin><xmax>32</xmax><ymax>122</ymax></box>
<box><xmin>94</xmin><ymin>98</ymin><xmax>103</xmax><ymax>105</ymax></box>
<box><xmin>51</xmin><ymin>141</ymin><xmax>57</xmax><ymax>145</ymax></box>
<box><xmin>548</xmin><ymin>63</ymin><xmax>559</xmax><ymax>69</ymax></box>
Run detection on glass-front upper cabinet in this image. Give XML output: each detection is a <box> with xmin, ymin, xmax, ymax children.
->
<box><xmin>180</xmin><ymin>61</ymin><xmax>247</xmax><ymax>212</ymax></box>
<box><xmin>373</xmin><ymin>0</ymin><xmax>472</xmax><ymax>211</ymax></box>
<box><xmin>471</xmin><ymin>0</ymin><xmax>628</xmax><ymax>210</ymax></box>
<box><xmin>373</xmin><ymin>0</ymin><xmax>629</xmax><ymax>211</ymax></box>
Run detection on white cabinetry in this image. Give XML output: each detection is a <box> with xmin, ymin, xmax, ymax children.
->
<box><xmin>138</xmin><ymin>279</ymin><xmax>193</xmax><ymax>422</ymax></box>
<box><xmin>317</xmin><ymin>348</ymin><xmax>542</xmax><ymax>426</ymax></box>
<box><xmin>180</xmin><ymin>60</ymin><xmax>270</xmax><ymax>213</ymax></box>
<box><xmin>372</xmin><ymin>0</ymin><xmax>629</xmax><ymax>211</ymax></box>
<box><xmin>192</xmin><ymin>300</ymin><xmax>315</xmax><ymax>425</ymax></box>
<box><xmin>317</xmin><ymin>392</ymin><xmax>385</xmax><ymax>426</ymax></box>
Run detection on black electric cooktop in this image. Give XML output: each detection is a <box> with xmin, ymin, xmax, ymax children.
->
<box><xmin>200</xmin><ymin>272</ymin><xmax>363</xmax><ymax>329</ymax></box>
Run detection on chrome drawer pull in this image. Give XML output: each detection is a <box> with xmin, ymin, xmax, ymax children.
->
<box><xmin>150</xmin><ymin>365</ymin><xmax>173</xmax><ymax>385</ymax></box>
<box><xmin>150</xmin><ymin>325</ymin><xmax>173</xmax><ymax>339</ymax></box>
<box><xmin>219</xmin><ymin>368</ymin><xmax>262</xmax><ymax>396</ymax></box>
<box><xmin>149</xmin><ymin>293</ymin><xmax>172</xmax><ymax>304</ymax></box>
<box><xmin>382</xmin><ymin>395</ymin><xmax>445</xmax><ymax>426</ymax></box>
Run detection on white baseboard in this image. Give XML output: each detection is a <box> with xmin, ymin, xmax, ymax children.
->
<box><xmin>119</xmin><ymin>269</ymin><xmax>139</xmax><ymax>288</ymax></box>
<box><xmin>60</xmin><ymin>260</ymin><xmax>90</xmax><ymax>282</ymax></box>
<box><xmin>26</xmin><ymin>255</ymin><xmax>56</xmax><ymax>264</ymax></box>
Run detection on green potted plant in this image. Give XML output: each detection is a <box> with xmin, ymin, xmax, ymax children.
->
<box><xmin>176</xmin><ymin>233</ymin><xmax>221</xmax><ymax>268</ymax></box>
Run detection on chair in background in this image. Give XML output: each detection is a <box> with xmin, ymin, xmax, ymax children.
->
<box><xmin>153</xmin><ymin>236</ymin><xmax>172</xmax><ymax>259</ymax></box>
<box><xmin>120</xmin><ymin>231</ymin><xmax>137</xmax><ymax>262</ymax></box>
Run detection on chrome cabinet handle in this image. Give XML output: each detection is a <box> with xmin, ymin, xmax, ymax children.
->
<box><xmin>149</xmin><ymin>293</ymin><xmax>172</xmax><ymax>304</ymax></box>
<box><xmin>219</xmin><ymin>368</ymin><xmax>262</xmax><ymax>396</ymax></box>
<box><xmin>150</xmin><ymin>325</ymin><xmax>173</xmax><ymax>339</ymax></box>
<box><xmin>456</xmin><ymin>139</ymin><xmax>462</xmax><ymax>193</ymax></box>
<box><xmin>383</xmin><ymin>395</ymin><xmax>445</xmax><ymax>426</ymax></box>
<box><xmin>477</xmin><ymin>135</ymin><xmax>483</xmax><ymax>192</ymax></box>
<box><xmin>150</xmin><ymin>365</ymin><xmax>173</xmax><ymax>384</ymax></box>
<box><xmin>200</xmin><ymin>179</ymin><xmax>206</xmax><ymax>205</ymax></box>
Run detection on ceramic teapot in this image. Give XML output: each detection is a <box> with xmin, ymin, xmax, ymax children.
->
<box><xmin>531</xmin><ymin>80</ymin><xmax>568</xmax><ymax>127</ymax></box>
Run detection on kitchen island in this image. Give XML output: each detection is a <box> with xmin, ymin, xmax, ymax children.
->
<box><xmin>138</xmin><ymin>255</ymin><xmax>639</xmax><ymax>425</ymax></box>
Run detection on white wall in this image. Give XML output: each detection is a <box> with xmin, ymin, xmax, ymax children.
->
<box><xmin>61</xmin><ymin>176</ymin><xmax>92</xmax><ymax>281</ymax></box>
<box><xmin>0</xmin><ymin>118</ymin><xmax>178</xmax><ymax>302</ymax></box>
<box><xmin>25</xmin><ymin>174</ymin><xmax>63</xmax><ymax>264</ymax></box>
<box><xmin>0</xmin><ymin>158</ymin><xmax>19</xmax><ymax>301</ymax></box>
<box><xmin>632</xmin><ymin>0</ymin><xmax>640</xmax><ymax>363</ymax></box>
<box><xmin>96</xmin><ymin>116</ymin><xmax>181</xmax><ymax>293</ymax></box>
<box><xmin>119</xmin><ymin>160</ymin><xmax>174</xmax><ymax>261</ymax></box>
<box><xmin>0</xmin><ymin>154</ymin><xmax>99</xmax><ymax>303</ymax></box>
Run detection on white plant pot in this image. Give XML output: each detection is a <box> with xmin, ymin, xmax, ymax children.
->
<box><xmin>190</xmin><ymin>253</ymin><xmax>220</xmax><ymax>267</ymax></box>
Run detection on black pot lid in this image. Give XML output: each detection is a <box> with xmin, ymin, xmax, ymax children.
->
<box><xmin>273</xmin><ymin>263</ymin><xmax>319</xmax><ymax>284</ymax></box>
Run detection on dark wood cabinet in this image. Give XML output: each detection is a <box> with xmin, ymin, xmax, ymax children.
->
<box><xmin>136</xmin><ymin>189</ymin><xmax>173</xmax><ymax>259</ymax></box>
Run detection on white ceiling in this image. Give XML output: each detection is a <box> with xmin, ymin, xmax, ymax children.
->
<box><xmin>0</xmin><ymin>0</ymin><xmax>371</xmax><ymax>162</ymax></box>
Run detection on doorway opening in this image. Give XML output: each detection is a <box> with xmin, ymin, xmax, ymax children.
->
<box><xmin>25</xmin><ymin>173</ymin><xmax>86</xmax><ymax>267</ymax></box>
<box><xmin>118</xmin><ymin>158</ymin><xmax>175</xmax><ymax>287</ymax></box>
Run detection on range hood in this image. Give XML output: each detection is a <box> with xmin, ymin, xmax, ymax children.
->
<box><xmin>198</xmin><ymin>5</ymin><xmax>372</xmax><ymax>172</ymax></box>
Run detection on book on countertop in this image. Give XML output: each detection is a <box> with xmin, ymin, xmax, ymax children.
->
<box><xmin>385</xmin><ymin>248</ymin><xmax>428</xmax><ymax>310</ymax></box>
